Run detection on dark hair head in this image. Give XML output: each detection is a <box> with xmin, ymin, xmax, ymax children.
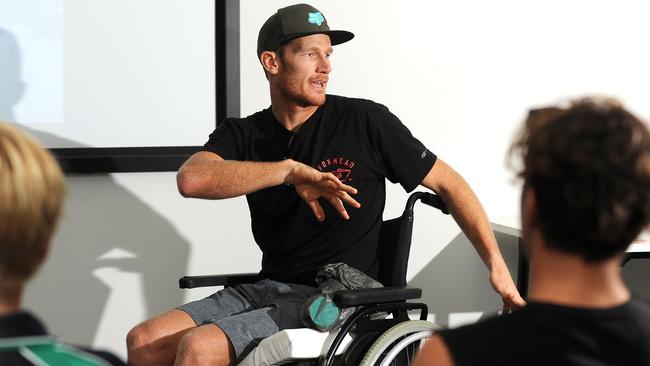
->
<box><xmin>509</xmin><ymin>97</ymin><xmax>650</xmax><ymax>261</ymax></box>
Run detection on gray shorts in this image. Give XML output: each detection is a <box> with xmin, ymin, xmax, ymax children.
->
<box><xmin>178</xmin><ymin>279</ymin><xmax>319</xmax><ymax>361</ymax></box>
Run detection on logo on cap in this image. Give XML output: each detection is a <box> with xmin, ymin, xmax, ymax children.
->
<box><xmin>308</xmin><ymin>12</ymin><xmax>325</xmax><ymax>26</ymax></box>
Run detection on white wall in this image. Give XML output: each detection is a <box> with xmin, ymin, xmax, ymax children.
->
<box><xmin>18</xmin><ymin>0</ymin><xmax>650</xmax><ymax>360</ymax></box>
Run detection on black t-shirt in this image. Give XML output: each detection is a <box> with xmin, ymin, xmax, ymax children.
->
<box><xmin>203</xmin><ymin>94</ymin><xmax>436</xmax><ymax>286</ymax></box>
<box><xmin>439</xmin><ymin>297</ymin><xmax>650</xmax><ymax>366</ymax></box>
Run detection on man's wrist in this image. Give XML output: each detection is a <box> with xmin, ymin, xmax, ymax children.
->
<box><xmin>488</xmin><ymin>256</ymin><xmax>509</xmax><ymax>274</ymax></box>
<box><xmin>283</xmin><ymin>159</ymin><xmax>299</xmax><ymax>185</ymax></box>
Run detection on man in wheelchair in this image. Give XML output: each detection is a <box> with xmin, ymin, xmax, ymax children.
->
<box><xmin>126</xmin><ymin>4</ymin><xmax>524</xmax><ymax>365</ymax></box>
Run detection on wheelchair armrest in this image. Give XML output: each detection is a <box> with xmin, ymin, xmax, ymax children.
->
<box><xmin>179</xmin><ymin>273</ymin><xmax>259</xmax><ymax>289</ymax></box>
<box><xmin>333</xmin><ymin>286</ymin><xmax>422</xmax><ymax>307</ymax></box>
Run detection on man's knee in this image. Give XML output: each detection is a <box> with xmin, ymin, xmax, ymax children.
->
<box><xmin>126</xmin><ymin>323</ymin><xmax>152</xmax><ymax>351</ymax></box>
<box><xmin>176</xmin><ymin>325</ymin><xmax>235</xmax><ymax>366</ymax></box>
<box><xmin>127</xmin><ymin>310</ymin><xmax>196</xmax><ymax>365</ymax></box>
<box><xmin>177</xmin><ymin>332</ymin><xmax>216</xmax><ymax>363</ymax></box>
<box><xmin>127</xmin><ymin>321</ymin><xmax>165</xmax><ymax>364</ymax></box>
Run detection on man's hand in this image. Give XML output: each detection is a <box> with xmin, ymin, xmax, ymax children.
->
<box><xmin>489</xmin><ymin>264</ymin><xmax>526</xmax><ymax>313</ymax></box>
<box><xmin>286</xmin><ymin>162</ymin><xmax>361</xmax><ymax>221</ymax></box>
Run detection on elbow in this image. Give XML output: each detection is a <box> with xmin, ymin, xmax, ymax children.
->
<box><xmin>176</xmin><ymin>151</ymin><xmax>225</xmax><ymax>198</ymax></box>
<box><xmin>176</xmin><ymin>170</ymin><xmax>200</xmax><ymax>198</ymax></box>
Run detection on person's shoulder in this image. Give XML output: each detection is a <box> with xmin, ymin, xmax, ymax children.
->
<box><xmin>325</xmin><ymin>95</ymin><xmax>398</xmax><ymax>132</ymax></box>
<box><xmin>439</xmin><ymin>313</ymin><xmax>501</xmax><ymax>342</ymax></box>
<box><xmin>630</xmin><ymin>295</ymin><xmax>650</xmax><ymax>308</ymax></box>
<box><xmin>626</xmin><ymin>296</ymin><xmax>650</xmax><ymax>324</ymax></box>
<box><xmin>326</xmin><ymin>94</ymin><xmax>387</xmax><ymax>113</ymax></box>
<box><xmin>219</xmin><ymin>107</ymin><xmax>271</xmax><ymax>130</ymax></box>
<box><xmin>435</xmin><ymin>313</ymin><xmax>525</xmax><ymax>366</ymax></box>
<box><xmin>78</xmin><ymin>347</ymin><xmax>128</xmax><ymax>366</ymax></box>
<box><xmin>243</xmin><ymin>107</ymin><xmax>272</xmax><ymax>122</ymax></box>
<box><xmin>0</xmin><ymin>340</ymin><xmax>126</xmax><ymax>366</ymax></box>
<box><xmin>441</xmin><ymin>306</ymin><xmax>537</xmax><ymax>341</ymax></box>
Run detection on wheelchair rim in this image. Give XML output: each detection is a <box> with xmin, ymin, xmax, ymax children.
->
<box><xmin>378</xmin><ymin>330</ymin><xmax>434</xmax><ymax>366</ymax></box>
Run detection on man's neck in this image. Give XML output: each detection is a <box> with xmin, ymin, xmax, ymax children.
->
<box><xmin>528</xmin><ymin>242</ymin><xmax>630</xmax><ymax>308</ymax></box>
<box><xmin>0</xmin><ymin>290</ymin><xmax>21</xmax><ymax>316</ymax></box>
<box><xmin>271</xmin><ymin>104</ymin><xmax>318</xmax><ymax>132</ymax></box>
<box><xmin>269</xmin><ymin>91</ymin><xmax>320</xmax><ymax>132</ymax></box>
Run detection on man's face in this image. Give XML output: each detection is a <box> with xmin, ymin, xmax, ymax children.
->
<box><xmin>274</xmin><ymin>33</ymin><xmax>333</xmax><ymax>107</ymax></box>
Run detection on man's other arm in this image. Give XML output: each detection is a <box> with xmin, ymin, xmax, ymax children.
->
<box><xmin>421</xmin><ymin>158</ymin><xmax>525</xmax><ymax>310</ymax></box>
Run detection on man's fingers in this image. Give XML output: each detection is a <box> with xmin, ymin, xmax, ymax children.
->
<box><xmin>502</xmin><ymin>282</ymin><xmax>526</xmax><ymax>308</ymax></box>
<box><xmin>307</xmin><ymin>200</ymin><xmax>325</xmax><ymax>222</ymax></box>
<box><xmin>510</xmin><ymin>293</ymin><xmax>527</xmax><ymax>308</ymax></box>
<box><xmin>502</xmin><ymin>302</ymin><xmax>512</xmax><ymax>315</ymax></box>
<box><xmin>322</xmin><ymin>173</ymin><xmax>358</xmax><ymax>195</ymax></box>
<box><xmin>338</xmin><ymin>183</ymin><xmax>358</xmax><ymax>195</ymax></box>
<box><xmin>325</xmin><ymin>195</ymin><xmax>350</xmax><ymax>220</ymax></box>
<box><xmin>500</xmin><ymin>286</ymin><xmax>526</xmax><ymax>311</ymax></box>
<box><xmin>334</xmin><ymin>190</ymin><xmax>361</xmax><ymax>208</ymax></box>
<box><xmin>321</xmin><ymin>173</ymin><xmax>342</xmax><ymax>186</ymax></box>
<box><xmin>331</xmin><ymin>178</ymin><xmax>358</xmax><ymax>194</ymax></box>
<box><xmin>296</xmin><ymin>170</ymin><xmax>360</xmax><ymax>221</ymax></box>
<box><xmin>502</xmin><ymin>291</ymin><xmax>526</xmax><ymax>314</ymax></box>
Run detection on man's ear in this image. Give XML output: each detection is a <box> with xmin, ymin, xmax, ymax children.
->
<box><xmin>260</xmin><ymin>51</ymin><xmax>280</xmax><ymax>76</ymax></box>
<box><xmin>522</xmin><ymin>185</ymin><xmax>538</xmax><ymax>231</ymax></box>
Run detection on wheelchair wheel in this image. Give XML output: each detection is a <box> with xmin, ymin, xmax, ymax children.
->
<box><xmin>359</xmin><ymin>320</ymin><xmax>439</xmax><ymax>366</ymax></box>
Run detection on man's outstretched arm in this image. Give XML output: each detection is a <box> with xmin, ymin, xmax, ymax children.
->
<box><xmin>421</xmin><ymin>158</ymin><xmax>526</xmax><ymax>311</ymax></box>
<box><xmin>177</xmin><ymin>151</ymin><xmax>360</xmax><ymax>221</ymax></box>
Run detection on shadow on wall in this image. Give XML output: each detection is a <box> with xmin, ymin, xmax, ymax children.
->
<box><xmin>1</xmin><ymin>27</ymin><xmax>189</xmax><ymax>349</ymax></box>
<box><xmin>409</xmin><ymin>231</ymin><xmax>520</xmax><ymax>327</ymax></box>
<box><xmin>11</xmin><ymin>129</ymin><xmax>190</xmax><ymax>349</ymax></box>
<box><xmin>622</xmin><ymin>257</ymin><xmax>650</xmax><ymax>299</ymax></box>
<box><xmin>0</xmin><ymin>28</ymin><xmax>25</xmax><ymax>122</ymax></box>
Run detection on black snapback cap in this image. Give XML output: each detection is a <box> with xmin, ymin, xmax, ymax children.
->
<box><xmin>257</xmin><ymin>3</ymin><xmax>354</xmax><ymax>57</ymax></box>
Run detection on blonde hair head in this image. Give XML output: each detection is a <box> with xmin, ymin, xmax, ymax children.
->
<box><xmin>0</xmin><ymin>122</ymin><xmax>66</xmax><ymax>291</ymax></box>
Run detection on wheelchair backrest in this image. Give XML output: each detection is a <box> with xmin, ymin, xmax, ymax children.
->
<box><xmin>377</xmin><ymin>192</ymin><xmax>449</xmax><ymax>287</ymax></box>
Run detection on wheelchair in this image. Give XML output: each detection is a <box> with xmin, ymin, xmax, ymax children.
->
<box><xmin>179</xmin><ymin>191</ymin><xmax>449</xmax><ymax>365</ymax></box>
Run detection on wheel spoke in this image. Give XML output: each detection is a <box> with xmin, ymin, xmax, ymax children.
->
<box><xmin>359</xmin><ymin>320</ymin><xmax>440</xmax><ymax>366</ymax></box>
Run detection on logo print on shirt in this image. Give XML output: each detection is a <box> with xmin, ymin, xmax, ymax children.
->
<box><xmin>316</xmin><ymin>156</ymin><xmax>356</xmax><ymax>183</ymax></box>
<box><xmin>308</xmin><ymin>12</ymin><xmax>325</xmax><ymax>26</ymax></box>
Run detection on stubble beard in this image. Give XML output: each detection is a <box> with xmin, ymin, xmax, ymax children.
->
<box><xmin>277</xmin><ymin>74</ymin><xmax>326</xmax><ymax>108</ymax></box>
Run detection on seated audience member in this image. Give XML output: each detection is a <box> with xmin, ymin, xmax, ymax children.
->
<box><xmin>414</xmin><ymin>98</ymin><xmax>650</xmax><ymax>366</ymax></box>
<box><xmin>0</xmin><ymin>122</ymin><xmax>126</xmax><ymax>365</ymax></box>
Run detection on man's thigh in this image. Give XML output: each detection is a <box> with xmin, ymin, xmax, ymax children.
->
<box><xmin>179</xmin><ymin>279</ymin><xmax>319</xmax><ymax>360</ymax></box>
<box><xmin>178</xmin><ymin>279</ymin><xmax>318</xmax><ymax>327</ymax></box>
<box><xmin>213</xmin><ymin>306</ymin><xmax>279</xmax><ymax>361</ymax></box>
<box><xmin>177</xmin><ymin>282</ymin><xmax>257</xmax><ymax>326</ymax></box>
